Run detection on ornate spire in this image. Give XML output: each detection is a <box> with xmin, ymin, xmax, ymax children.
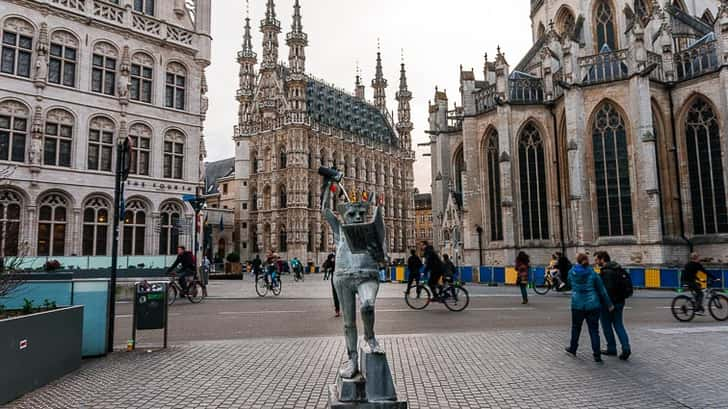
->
<box><xmin>241</xmin><ymin>1</ymin><xmax>255</xmax><ymax>57</ymax></box>
<box><xmin>355</xmin><ymin>62</ymin><xmax>365</xmax><ymax>100</ymax></box>
<box><xmin>237</xmin><ymin>0</ymin><xmax>257</xmax><ymax>126</ymax></box>
<box><xmin>372</xmin><ymin>40</ymin><xmax>388</xmax><ymax>113</ymax></box>
<box><xmin>286</xmin><ymin>0</ymin><xmax>307</xmax><ymax>75</ymax></box>
<box><xmin>260</xmin><ymin>0</ymin><xmax>281</xmax><ymax>69</ymax></box>
<box><xmin>264</xmin><ymin>0</ymin><xmax>277</xmax><ymax>24</ymax></box>
<box><xmin>396</xmin><ymin>56</ymin><xmax>413</xmax><ymax>150</ymax></box>
<box><xmin>291</xmin><ymin>0</ymin><xmax>303</xmax><ymax>33</ymax></box>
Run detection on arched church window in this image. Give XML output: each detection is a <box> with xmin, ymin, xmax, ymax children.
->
<box><xmin>594</xmin><ymin>0</ymin><xmax>617</xmax><ymax>51</ymax></box>
<box><xmin>485</xmin><ymin>130</ymin><xmax>503</xmax><ymax>241</ymax></box>
<box><xmin>37</xmin><ymin>193</ymin><xmax>68</xmax><ymax>256</ymax></box>
<box><xmin>0</xmin><ymin>190</ymin><xmax>22</xmax><ymax>256</ymax></box>
<box><xmin>0</xmin><ymin>99</ymin><xmax>29</xmax><ymax>163</ymax></box>
<box><xmin>518</xmin><ymin>123</ymin><xmax>549</xmax><ymax>241</ymax></box>
<box><xmin>82</xmin><ymin>196</ymin><xmax>110</xmax><ymax>256</ymax></box>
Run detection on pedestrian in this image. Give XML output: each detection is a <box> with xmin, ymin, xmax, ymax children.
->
<box><xmin>423</xmin><ymin>245</ymin><xmax>445</xmax><ymax>301</ymax></box>
<box><xmin>515</xmin><ymin>251</ymin><xmax>530</xmax><ymax>304</ymax></box>
<box><xmin>406</xmin><ymin>249</ymin><xmax>423</xmax><ymax>292</ymax></box>
<box><xmin>323</xmin><ymin>254</ymin><xmax>340</xmax><ymax>316</ymax></box>
<box><xmin>594</xmin><ymin>251</ymin><xmax>631</xmax><ymax>360</ymax></box>
<box><xmin>565</xmin><ymin>253</ymin><xmax>613</xmax><ymax>363</ymax></box>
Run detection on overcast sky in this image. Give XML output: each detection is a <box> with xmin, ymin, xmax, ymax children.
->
<box><xmin>205</xmin><ymin>0</ymin><xmax>533</xmax><ymax>193</ymax></box>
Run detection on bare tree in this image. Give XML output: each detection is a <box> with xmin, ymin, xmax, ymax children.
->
<box><xmin>0</xmin><ymin>165</ymin><xmax>25</xmax><ymax>298</ymax></box>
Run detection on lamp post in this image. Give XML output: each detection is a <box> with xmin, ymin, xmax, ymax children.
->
<box><xmin>184</xmin><ymin>192</ymin><xmax>206</xmax><ymax>291</ymax></box>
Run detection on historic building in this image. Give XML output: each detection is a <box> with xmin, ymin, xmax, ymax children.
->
<box><xmin>0</xmin><ymin>0</ymin><xmax>211</xmax><ymax>258</ymax></box>
<box><xmin>415</xmin><ymin>192</ymin><xmax>433</xmax><ymax>247</ymax></box>
<box><xmin>203</xmin><ymin>158</ymin><xmax>237</xmax><ymax>262</ymax></box>
<box><xmin>428</xmin><ymin>0</ymin><xmax>728</xmax><ymax>267</ymax></box>
<box><xmin>234</xmin><ymin>0</ymin><xmax>416</xmax><ymax>264</ymax></box>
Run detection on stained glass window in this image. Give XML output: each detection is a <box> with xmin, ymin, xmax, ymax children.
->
<box><xmin>519</xmin><ymin>123</ymin><xmax>549</xmax><ymax>241</ymax></box>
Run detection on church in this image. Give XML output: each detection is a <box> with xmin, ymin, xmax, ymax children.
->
<box><xmin>233</xmin><ymin>0</ymin><xmax>416</xmax><ymax>264</ymax></box>
<box><xmin>428</xmin><ymin>0</ymin><xmax>728</xmax><ymax>267</ymax></box>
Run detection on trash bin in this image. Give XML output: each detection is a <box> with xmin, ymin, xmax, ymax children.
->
<box><xmin>134</xmin><ymin>282</ymin><xmax>167</xmax><ymax>330</ymax></box>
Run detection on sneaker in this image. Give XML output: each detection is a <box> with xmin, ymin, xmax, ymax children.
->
<box><xmin>335</xmin><ymin>311</ymin><xmax>341</xmax><ymax>318</ymax></box>
<box><xmin>619</xmin><ymin>351</ymin><xmax>631</xmax><ymax>361</ymax></box>
<box><xmin>601</xmin><ymin>350</ymin><xmax>618</xmax><ymax>356</ymax></box>
<box><xmin>521</xmin><ymin>300</ymin><xmax>528</xmax><ymax>305</ymax></box>
<box><xmin>695</xmin><ymin>310</ymin><xmax>705</xmax><ymax>316</ymax></box>
<box><xmin>594</xmin><ymin>355</ymin><xmax>603</xmax><ymax>363</ymax></box>
<box><xmin>558</xmin><ymin>282</ymin><xmax>566</xmax><ymax>290</ymax></box>
<box><xmin>564</xmin><ymin>347</ymin><xmax>576</xmax><ymax>356</ymax></box>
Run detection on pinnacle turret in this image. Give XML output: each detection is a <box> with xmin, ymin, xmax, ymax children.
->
<box><xmin>396</xmin><ymin>60</ymin><xmax>413</xmax><ymax>150</ymax></box>
<box><xmin>260</xmin><ymin>0</ymin><xmax>281</xmax><ymax>68</ymax></box>
<box><xmin>287</xmin><ymin>0</ymin><xmax>307</xmax><ymax>75</ymax></box>
<box><xmin>372</xmin><ymin>46</ymin><xmax>388</xmax><ymax>114</ymax></box>
<box><xmin>237</xmin><ymin>2</ymin><xmax>257</xmax><ymax>126</ymax></box>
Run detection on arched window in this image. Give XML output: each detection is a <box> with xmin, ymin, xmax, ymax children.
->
<box><xmin>307</xmin><ymin>225</ymin><xmax>314</xmax><ymax>252</ymax></box>
<box><xmin>556</xmin><ymin>7</ymin><xmax>576</xmax><ymax>37</ymax></box>
<box><xmin>594</xmin><ymin>0</ymin><xmax>617</xmax><ymax>51</ymax></box>
<box><xmin>122</xmin><ymin>199</ymin><xmax>146</xmax><ymax>255</ymax></box>
<box><xmin>279</xmin><ymin>185</ymin><xmax>287</xmax><ymax>208</ymax></box>
<box><xmin>279</xmin><ymin>225</ymin><xmax>287</xmax><ymax>252</ymax></box>
<box><xmin>250</xmin><ymin>188</ymin><xmax>258</xmax><ymax>211</ymax></box>
<box><xmin>129</xmin><ymin>123</ymin><xmax>151</xmax><ymax>176</ymax></box>
<box><xmin>331</xmin><ymin>151</ymin><xmax>338</xmax><ymax>169</ymax></box>
<box><xmin>44</xmin><ymin>109</ymin><xmax>73</xmax><ymax>167</ymax></box>
<box><xmin>1</xmin><ymin>18</ymin><xmax>33</xmax><ymax>78</ymax></box>
<box><xmin>91</xmin><ymin>42</ymin><xmax>118</xmax><ymax>95</ymax></box>
<box><xmin>592</xmin><ymin>103</ymin><xmax>633</xmax><ymax>237</ymax></box>
<box><xmin>130</xmin><ymin>52</ymin><xmax>153</xmax><ymax>103</ymax></box>
<box><xmin>634</xmin><ymin>0</ymin><xmax>650</xmax><ymax>25</ymax></box>
<box><xmin>133</xmin><ymin>0</ymin><xmax>155</xmax><ymax>15</ymax></box>
<box><xmin>88</xmin><ymin>116</ymin><xmax>114</xmax><ymax>172</ymax></box>
<box><xmin>263</xmin><ymin>223</ymin><xmax>271</xmax><ymax>252</ymax></box>
<box><xmin>165</xmin><ymin>62</ymin><xmax>186</xmax><ymax>110</ymax></box>
<box><xmin>49</xmin><ymin>30</ymin><xmax>78</xmax><ymax>87</ymax></box>
<box><xmin>251</xmin><ymin>150</ymin><xmax>258</xmax><ymax>173</ymax></box>
<box><xmin>37</xmin><ymin>193</ymin><xmax>68</xmax><ymax>256</ymax></box>
<box><xmin>0</xmin><ymin>190</ymin><xmax>22</xmax><ymax>257</ymax></box>
<box><xmin>308</xmin><ymin>151</ymin><xmax>313</xmax><ymax>169</ymax></box>
<box><xmin>164</xmin><ymin>129</ymin><xmax>184</xmax><ymax>179</ymax></box>
<box><xmin>308</xmin><ymin>188</ymin><xmax>314</xmax><ymax>209</ymax></box>
<box><xmin>82</xmin><ymin>196</ymin><xmax>110</xmax><ymax>256</ymax></box>
<box><xmin>518</xmin><ymin>123</ymin><xmax>549</xmax><ymax>241</ymax></box>
<box><xmin>672</xmin><ymin>0</ymin><xmax>686</xmax><ymax>11</ymax></box>
<box><xmin>485</xmin><ymin>130</ymin><xmax>503</xmax><ymax>241</ymax></box>
<box><xmin>250</xmin><ymin>225</ymin><xmax>259</xmax><ymax>253</ymax></box>
<box><xmin>685</xmin><ymin>98</ymin><xmax>728</xmax><ymax>234</ymax></box>
<box><xmin>0</xmin><ymin>99</ymin><xmax>29</xmax><ymax>162</ymax></box>
<box><xmin>453</xmin><ymin>146</ymin><xmax>465</xmax><ymax>197</ymax></box>
<box><xmin>279</xmin><ymin>148</ymin><xmax>287</xmax><ymax>169</ymax></box>
<box><xmin>264</xmin><ymin>147</ymin><xmax>272</xmax><ymax>173</ymax></box>
<box><xmin>537</xmin><ymin>22</ymin><xmax>546</xmax><ymax>39</ymax></box>
<box><xmin>263</xmin><ymin>185</ymin><xmax>271</xmax><ymax>210</ymax></box>
<box><xmin>159</xmin><ymin>202</ymin><xmax>181</xmax><ymax>255</ymax></box>
<box><xmin>319</xmin><ymin>149</ymin><xmax>326</xmax><ymax>167</ymax></box>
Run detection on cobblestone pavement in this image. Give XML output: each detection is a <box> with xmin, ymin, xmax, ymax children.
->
<box><xmin>8</xmin><ymin>325</ymin><xmax>728</xmax><ymax>409</ymax></box>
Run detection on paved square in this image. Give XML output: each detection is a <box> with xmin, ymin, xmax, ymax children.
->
<box><xmin>7</xmin><ymin>326</ymin><xmax>728</xmax><ymax>409</ymax></box>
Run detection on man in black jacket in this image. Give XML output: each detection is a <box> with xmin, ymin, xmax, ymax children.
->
<box><xmin>167</xmin><ymin>246</ymin><xmax>196</xmax><ymax>295</ymax></box>
<box><xmin>406</xmin><ymin>249</ymin><xmax>423</xmax><ymax>292</ymax></box>
<box><xmin>594</xmin><ymin>251</ymin><xmax>631</xmax><ymax>361</ymax></box>
<box><xmin>683</xmin><ymin>252</ymin><xmax>717</xmax><ymax>313</ymax></box>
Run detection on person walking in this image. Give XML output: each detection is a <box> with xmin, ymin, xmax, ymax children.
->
<box><xmin>515</xmin><ymin>252</ymin><xmax>530</xmax><ymax>304</ymax></box>
<box><xmin>406</xmin><ymin>249</ymin><xmax>423</xmax><ymax>292</ymax></box>
<box><xmin>323</xmin><ymin>254</ymin><xmax>340</xmax><ymax>316</ymax></box>
<box><xmin>594</xmin><ymin>251</ymin><xmax>631</xmax><ymax>361</ymax></box>
<box><xmin>565</xmin><ymin>253</ymin><xmax>613</xmax><ymax>363</ymax></box>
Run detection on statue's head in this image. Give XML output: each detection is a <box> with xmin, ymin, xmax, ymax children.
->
<box><xmin>338</xmin><ymin>201</ymin><xmax>370</xmax><ymax>224</ymax></box>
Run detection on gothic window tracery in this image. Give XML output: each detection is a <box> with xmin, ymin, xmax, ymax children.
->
<box><xmin>592</xmin><ymin>102</ymin><xmax>633</xmax><ymax>237</ymax></box>
<box><xmin>1</xmin><ymin>18</ymin><xmax>33</xmax><ymax>78</ymax></box>
<box><xmin>594</xmin><ymin>0</ymin><xmax>617</xmax><ymax>51</ymax></box>
<box><xmin>37</xmin><ymin>193</ymin><xmax>68</xmax><ymax>256</ymax></box>
<box><xmin>49</xmin><ymin>31</ymin><xmax>78</xmax><ymax>87</ymax></box>
<box><xmin>556</xmin><ymin>7</ymin><xmax>576</xmax><ymax>37</ymax></box>
<box><xmin>279</xmin><ymin>184</ymin><xmax>287</xmax><ymax>208</ymax></box>
<box><xmin>82</xmin><ymin>196</ymin><xmax>110</xmax><ymax>256</ymax></box>
<box><xmin>43</xmin><ymin>109</ymin><xmax>74</xmax><ymax>167</ymax></box>
<box><xmin>88</xmin><ymin>116</ymin><xmax>114</xmax><ymax>172</ymax></box>
<box><xmin>518</xmin><ymin>123</ymin><xmax>549</xmax><ymax>241</ymax></box>
<box><xmin>159</xmin><ymin>202</ymin><xmax>182</xmax><ymax>255</ymax></box>
<box><xmin>91</xmin><ymin>42</ymin><xmax>118</xmax><ymax>95</ymax></box>
<box><xmin>0</xmin><ymin>100</ymin><xmax>28</xmax><ymax>163</ymax></box>
<box><xmin>485</xmin><ymin>130</ymin><xmax>503</xmax><ymax>241</ymax></box>
<box><xmin>122</xmin><ymin>199</ymin><xmax>146</xmax><ymax>255</ymax></box>
<box><xmin>0</xmin><ymin>190</ymin><xmax>22</xmax><ymax>257</ymax></box>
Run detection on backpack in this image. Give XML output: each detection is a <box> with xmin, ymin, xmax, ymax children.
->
<box><xmin>615</xmin><ymin>267</ymin><xmax>634</xmax><ymax>300</ymax></box>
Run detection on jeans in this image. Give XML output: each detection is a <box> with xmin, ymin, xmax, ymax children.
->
<box><xmin>687</xmin><ymin>282</ymin><xmax>704</xmax><ymax>310</ymax></box>
<box><xmin>428</xmin><ymin>272</ymin><xmax>443</xmax><ymax>298</ymax></box>
<box><xmin>178</xmin><ymin>270</ymin><xmax>193</xmax><ymax>294</ymax></box>
<box><xmin>406</xmin><ymin>269</ymin><xmax>420</xmax><ymax>290</ymax></box>
<box><xmin>518</xmin><ymin>282</ymin><xmax>528</xmax><ymax>302</ymax></box>
<box><xmin>570</xmin><ymin>308</ymin><xmax>601</xmax><ymax>356</ymax></box>
<box><xmin>600</xmin><ymin>304</ymin><xmax>630</xmax><ymax>354</ymax></box>
<box><xmin>331</xmin><ymin>277</ymin><xmax>340</xmax><ymax>313</ymax></box>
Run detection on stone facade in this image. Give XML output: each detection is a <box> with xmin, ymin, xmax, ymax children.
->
<box><xmin>428</xmin><ymin>0</ymin><xmax>728</xmax><ymax>267</ymax></box>
<box><xmin>203</xmin><ymin>158</ymin><xmax>236</xmax><ymax>262</ymax></box>
<box><xmin>234</xmin><ymin>1</ymin><xmax>416</xmax><ymax>265</ymax></box>
<box><xmin>414</xmin><ymin>193</ymin><xmax>433</xmax><ymax>247</ymax></box>
<box><xmin>0</xmin><ymin>0</ymin><xmax>211</xmax><ymax>257</ymax></box>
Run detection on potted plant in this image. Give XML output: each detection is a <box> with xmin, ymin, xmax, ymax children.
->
<box><xmin>225</xmin><ymin>252</ymin><xmax>243</xmax><ymax>274</ymax></box>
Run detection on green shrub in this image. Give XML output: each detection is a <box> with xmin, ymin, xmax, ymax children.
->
<box><xmin>226</xmin><ymin>252</ymin><xmax>241</xmax><ymax>263</ymax></box>
<box><xmin>22</xmin><ymin>298</ymin><xmax>34</xmax><ymax>314</ymax></box>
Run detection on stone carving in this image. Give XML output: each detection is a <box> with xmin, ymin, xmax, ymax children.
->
<box><xmin>118</xmin><ymin>46</ymin><xmax>131</xmax><ymax>101</ymax></box>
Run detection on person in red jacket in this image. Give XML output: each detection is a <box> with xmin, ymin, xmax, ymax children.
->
<box><xmin>515</xmin><ymin>252</ymin><xmax>530</xmax><ymax>304</ymax></box>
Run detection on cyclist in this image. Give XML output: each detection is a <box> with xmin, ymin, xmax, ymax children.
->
<box><xmin>265</xmin><ymin>251</ymin><xmax>279</xmax><ymax>287</ymax></box>
<box><xmin>291</xmin><ymin>257</ymin><xmax>303</xmax><ymax>280</ymax></box>
<box><xmin>683</xmin><ymin>252</ymin><xmax>718</xmax><ymax>314</ymax></box>
<box><xmin>252</xmin><ymin>254</ymin><xmax>263</xmax><ymax>279</ymax></box>
<box><xmin>167</xmin><ymin>246</ymin><xmax>196</xmax><ymax>296</ymax></box>
<box><xmin>406</xmin><ymin>249</ymin><xmax>423</xmax><ymax>292</ymax></box>
<box><xmin>423</xmin><ymin>245</ymin><xmax>445</xmax><ymax>301</ymax></box>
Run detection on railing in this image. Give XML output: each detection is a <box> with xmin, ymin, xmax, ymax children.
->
<box><xmin>447</xmin><ymin>110</ymin><xmax>463</xmax><ymax>132</ymax></box>
<box><xmin>646</xmin><ymin>51</ymin><xmax>664</xmax><ymax>82</ymax></box>
<box><xmin>509</xmin><ymin>77</ymin><xmax>544</xmax><ymax>104</ymax></box>
<box><xmin>675</xmin><ymin>40</ymin><xmax>719</xmax><ymax>81</ymax></box>
<box><xmin>579</xmin><ymin>49</ymin><xmax>629</xmax><ymax>85</ymax></box>
<box><xmin>42</xmin><ymin>0</ymin><xmax>196</xmax><ymax>48</ymax></box>
<box><xmin>474</xmin><ymin>84</ymin><xmax>497</xmax><ymax>114</ymax></box>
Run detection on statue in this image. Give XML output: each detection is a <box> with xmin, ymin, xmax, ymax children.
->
<box><xmin>320</xmin><ymin>167</ymin><xmax>406</xmax><ymax>408</ymax></box>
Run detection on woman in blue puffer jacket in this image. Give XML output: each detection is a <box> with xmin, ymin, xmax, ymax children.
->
<box><xmin>565</xmin><ymin>253</ymin><xmax>613</xmax><ymax>363</ymax></box>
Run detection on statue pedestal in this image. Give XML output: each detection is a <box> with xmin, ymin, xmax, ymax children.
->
<box><xmin>328</xmin><ymin>350</ymin><xmax>408</xmax><ymax>409</ymax></box>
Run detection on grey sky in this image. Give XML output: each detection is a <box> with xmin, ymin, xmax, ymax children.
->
<box><xmin>205</xmin><ymin>0</ymin><xmax>533</xmax><ymax>193</ymax></box>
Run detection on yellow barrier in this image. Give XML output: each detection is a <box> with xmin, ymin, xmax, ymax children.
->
<box><xmin>645</xmin><ymin>269</ymin><xmax>661</xmax><ymax>288</ymax></box>
<box><xmin>396</xmin><ymin>266</ymin><xmax>405</xmax><ymax>282</ymax></box>
<box><xmin>505</xmin><ymin>267</ymin><xmax>517</xmax><ymax>285</ymax></box>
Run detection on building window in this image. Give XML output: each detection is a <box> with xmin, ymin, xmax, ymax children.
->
<box><xmin>133</xmin><ymin>0</ymin><xmax>155</xmax><ymax>15</ymax></box>
<box><xmin>634</xmin><ymin>0</ymin><xmax>650</xmax><ymax>25</ymax></box>
<box><xmin>130</xmin><ymin>53</ymin><xmax>153</xmax><ymax>103</ymax></box>
<box><xmin>242</xmin><ymin>203</ymin><xmax>248</xmax><ymax>210</ymax></box>
<box><xmin>164</xmin><ymin>130</ymin><xmax>184</xmax><ymax>179</ymax></box>
<box><xmin>263</xmin><ymin>186</ymin><xmax>271</xmax><ymax>210</ymax></box>
<box><xmin>223</xmin><ymin>184</ymin><xmax>228</xmax><ymax>195</ymax></box>
<box><xmin>518</xmin><ymin>123</ymin><xmax>549</xmax><ymax>241</ymax></box>
<box><xmin>556</xmin><ymin>7</ymin><xmax>576</xmax><ymax>37</ymax></box>
<box><xmin>251</xmin><ymin>190</ymin><xmax>258</xmax><ymax>211</ymax></box>
<box><xmin>0</xmin><ymin>100</ymin><xmax>28</xmax><ymax>163</ymax></box>
<box><xmin>592</xmin><ymin>102</ymin><xmax>633</xmax><ymax>237</ymax></box>
<box><xmin>82</xmin><ymin>197</ymin><xmax>110</xmax><ymax>256</ymax></box>
<box><xmin>251</xmin><ymin>151</ymin><xmax>258</xmax><ymax>173</ymax></box>
<box><xmin>319</xmin><ymin>227</ymin><xmax>327</xmax><ymax>252</ymax></box>
<box><xmin>49</xmin><ymin>31</ymin><xmax>78</xmax><ymax>87</ymax></box>
<box><xmin>129</xmin><ymin>123</ymin><xmax>151</xmax><ymax>176</ymax></box>
<box><xmin>279</xmin><ymin>226</ymin><xmax>287</xmax><ymax>252</ymax></box>
<box><xmin>594</xmin><ymin>0</ymin><xmax>617</xmax><ymax>51</ymax></box>
<box><xmin>685</xmin><ymin>98</ymin><xmax>728</xmax><ymax>235</ymax></box>
<box><xmin>159</xmin><ymin>202</ymin><xmax>181</xmax><ymax>255</ymax></box>
<box><xmin>279</xmin><ymin>148</ymin><xmax>287</xmax><ymax>169</ymax></box>
<box><xmin>122</xmin><ymin>200</ymin><xmax>146</xmax><ymax>255</ymax></box>
<box><xmin>0</xmin><ymin>190</ymin><xmax>22</xmax><ymax>257</ymax></box>
<box><xmin>37</xmin><ymin>194</ymin><xmax>68</xmax><ymax>256</ymax></box>
<box><xmin>1</xmin><ymin>18</ymin><xmax>33</xmax><ymax>78</ymax></box>
<box><xmin>43</xmin><ymin>109</ymin><xmax>74</xmax><ymax>167</ymax></box>
<box><xmin>308</xmin><ymin>189</ymin><xmax>314</xmax><ymax>209</ymax></box>
<box><xmin>485</xmin><ymin>130</ymin><xmax>503</xmax><ymax>241</ymax></box>
<box><xmin>320</xmin><ymin>150</ymin><xmax>326</xmax><ymax>167</ymax></box>
<box><xmin>91</xmin><ymin>42</ymin><xmax>118</xmax><ymax>96</ymax></box>
<box><xmin>88</xmin><ymin>116</ymin><xmax>115</xmax><ymax>172</ymax></box>
<box><xmin>165</xmin><ymin>62</ymin><xmax>186</xmax><ymax>110</ymax></box>
<box><xmin>279</xmin><ymin>185</ymin><xmax>287</xmax><ymax>209</ymax></box>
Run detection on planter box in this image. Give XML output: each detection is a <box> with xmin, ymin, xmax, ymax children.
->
<box><xmin>0</xmin><ymin>305</ymin><xmax>83</xmax><ymax>405</ymax></box>
<box><xmin>224</xmin><ymin>262</ymin><xmax>243</xmax><ymax>274</ymax></box>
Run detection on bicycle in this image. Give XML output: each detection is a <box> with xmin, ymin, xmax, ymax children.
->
<box><xmin>167</xmin><ymin>273</ymin><xmax>204</xmax><ymax>305</ymax></box>
<box><xmin>405</xmin><ymin>274</ymin><xmax>470</xmax><ymax>312</ymax></box>
<box><xmin>532</xmin><ymin>269</ymin><xmax>568</xmax><ymax>295</ymax></box>
<box><xmin>671</xmin><ymin>279</ymin><xmax>728</xmax><ymax>322</ymax></box>
<box><xmin>256</xmin><ymin>266</ymin><xmax>282</xmax><ymax>297</ymax></box>
<box><xmin>293</xmin><ymin>265</ymin><xmax>304</xmax><ymax>282</ymax></box>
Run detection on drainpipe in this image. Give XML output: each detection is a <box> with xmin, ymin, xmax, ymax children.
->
<box><xmin>476</xmin><ymin>225</ymin><xmax>483</xmax><ymax>267</ymax></box>
<box><xmin>668</xmin><ymin>86</ymin><xmax>693</xmax><ymax>252</ymax></box>
<box><xmin>549</xmin><ymin>105</ymin><xmax>567</xmax><ymax>255</ymax></box>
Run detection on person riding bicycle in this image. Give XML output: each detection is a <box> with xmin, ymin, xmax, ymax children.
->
<box><xmin>406</xmin><ymin>249</ymin><xmax>423</xmax><ymax>292</ymax></box>
<box><xmin>423</xmin><ymin>245</ymin><xmax>445</xmax><ymax>301</ymax></box>
<box><xmin>291</xmin><ymin>257</ymin><xmax>303</xmax><ymax>279</ymax></box>
<box><xmin>684</xmin><ymin>252</ymin><xmax>718</xmax><ymax>314</ymax></box>
<box><xmin>167</xmin><ymin>246</ymin><xmax>196</xmax><ymax>296</ymax></box>
<box><xmin>252</xmin><ymin>254</ymin><xmax>263</xmax><ymax>279</ymax></box>
<box><xmin>265</xmin><ymin>251</ymin><xmax>279</xmax><ymax>287</ymax></box>
<box><xmin>547</xmin><ymin>253</ymin><xmax>567</xmax><ymax>290</ymax></box>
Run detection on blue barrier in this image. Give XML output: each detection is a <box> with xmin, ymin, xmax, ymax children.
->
<box><xmin>390</xmin><ymin>267</ymin><xmax>397</xmax><ymax>282</ymax></box>
<box><xmin>479</xmin><ymin>266</ymin><xmax>493</xmax><ymax>283</ymax></box>
<box><xmin>661</xmin><ymin>269</ymin><xmax>680</xmax><ymax>289</ymax></box>
<box><xmin>629</xmin><ymin>268</ymin><xmax>646</xmax><ymax>288</ymax></box>
<box><xmin>493</xmin><ymin>267</ymin><xmax>505</xmax><ymax>283</ymax></box>
<box><xmin>459</xmin><ymin>266</ymin><xmax>473</xmax><ymax>283</ymax></box>
<box><xmin>1</xmin><ymin>281</ymin><xmax>73</xmax><ymax>309</ymax></box>
<box><xmin>531</xmin><ymin>267</ymin><xmax>546</xmax><ymax>286</ymax></box>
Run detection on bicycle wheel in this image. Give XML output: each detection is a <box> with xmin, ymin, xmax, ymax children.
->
<box><xmin>255</xmin><ymin>277</ymin><xmax>269</xmax><ymax>297</ymax></box>
<box><xmin>708</xmin><ymin>294</ymin><xmax>728</xmax><ymax>321</ymax></box>
<box><xmin>671</xmin><ymin>295</ymin><xmax>696</xmax><ymax>322</ymax></box>
<box><xmin>443</xmin><ymin>285</ymin><xmax>470</xmax><ymax>312</ymax></box>
<box><xmin>187</xmin><ymin>282</ymin><xmax>204</xmax><ymax>304</ymax></box>
<box><xmin>532</xmin><ymin>279</ymin><xmax>551</xmax><ymax>295</ymax></box>
<box><xmin>167</xmin><ymin>284</ymin><xmax>177</xmax><ymax>305</ymax></box>
<box><xmin>272</xmin><ymin>278</ymin><xmax>282</xmax><ymax>296</ymax></box>
<box><xmin>405</xmin><ymin>285</ymin><xmax>431</xmax><ymax>310</ymax></box>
